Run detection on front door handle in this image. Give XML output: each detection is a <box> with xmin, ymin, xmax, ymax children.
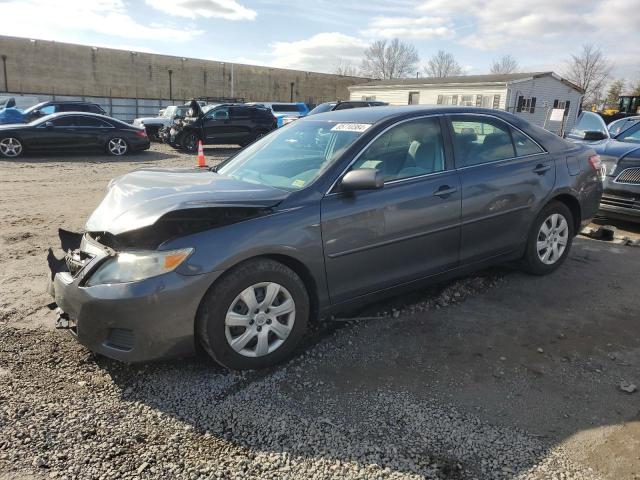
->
<box><xmin>433</xmin><ymin>185</ymin><xmax>458</xmax><ymax>197</ymax></box>
<box><xmin>533</xmin><ymin>164</ymin><xmax>552</xmax><ymax>175</ymax></box>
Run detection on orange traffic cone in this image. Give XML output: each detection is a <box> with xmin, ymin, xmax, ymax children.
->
<box><xmin>197</xmin><ymin>140</ymin><xmax>206</xmax><ymax>167</ymax></box>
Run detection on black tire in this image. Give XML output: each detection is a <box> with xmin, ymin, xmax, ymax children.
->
<box><xmin>182</xmin><ymin>132</ymin><xmax>199</xmax><ymax>153</ymax></box>
<box><xmin>196</xmin><ymin>258</ymin><xmax>309</xmax><ymax>370</ymax></box>
<box><xmin>522</xmin><ymin>201</ymin><xmax>574</xmax><ymax>275</ymax></box>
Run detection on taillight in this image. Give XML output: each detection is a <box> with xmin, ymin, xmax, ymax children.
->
<box><xmin>588</xmin><ymin>154</ymin><xmax>601</xmax><ymax>170</ymax></box>
<box><xmin>135</xmin><ymin>129</ymin><xmax>147</xmax><ymax>138</ymax></box>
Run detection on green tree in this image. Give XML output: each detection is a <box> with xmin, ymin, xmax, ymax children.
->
<box><xmin>606</xmin><ymin>79</ymin><xmax>625</xmax><ymax>105</ymax></box>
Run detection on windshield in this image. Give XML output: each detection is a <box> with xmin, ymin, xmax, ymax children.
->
<box><xmin>618</xmin><ymin>123</ymin><xmax>640</xmax><ymax>144</ymax></box>
<box><xmin>308</xmin><ymin>103</ymin><xmax>336</xmax><ymax>115</ymax></box>
<box><xmin>609</xmin><ymin>117</ymin><xmax>640</xmax><ymax>137</ymax></box>
<box><xmin>567</xmin><ymin>111</ymin><xmax>608</xmax><ymax>140</ymax></box>
<box><xmin>217</xmin><ymin>120</ymin><xmax>370</xmax><ymax>191</ymax></box>
<box><xmin>161</xmin><ymin>106</ymin><xmax>177</xmax><ymax>118</ymax></box>
<box><xmin>22</xmin><ymin>103</ymin><xmax>46</xmax><ymax>114</ymax></box>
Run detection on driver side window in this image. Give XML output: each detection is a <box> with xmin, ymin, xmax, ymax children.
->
<box><xmin>350</xmin><ymin>117</ymin><xmax>445</xmax><ymax>182</ymax></box>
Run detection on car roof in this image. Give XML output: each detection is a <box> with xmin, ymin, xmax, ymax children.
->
<box><xmin>299</xmin><ymin>105</ymin><xmax>520</xmax><ymax>124</ymax></box>
<box><xmin>36</xmin><ymin>111</ymin><xmax>129</xmax><ymax>124</ymax></box>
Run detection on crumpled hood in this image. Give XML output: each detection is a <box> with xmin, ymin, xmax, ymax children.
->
<box><xmin>85</xmin><ymin>168</ymin><xmax>288</xmax><ymax>235</ymax></box>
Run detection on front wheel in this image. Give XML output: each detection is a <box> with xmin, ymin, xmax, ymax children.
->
<box><xmin>182</xmin><ymin>133</ymin><xmax>199</xmax><ymax>152</ymax></box>
<box><xmin>0</xmin><ymin>137</ymin><xmax>24</xmax><ymax>158</ymax></box>
<box><xmin>107</xmin><ymin>137</ymin><xmax>128</xmax><ymax>156</ymax></box>
<box><xmin>522</xmin><ymin>201</ymin><xmax>574</xmax><ymax>275</ymax></box>
<box><xmin>197</xmin><ymin>259</ymin><xmax>309</xmax><ymax>370</ymax></box>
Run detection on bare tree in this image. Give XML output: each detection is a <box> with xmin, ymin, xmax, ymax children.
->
<box><xmin>424</xmin><ymin>50</ymin><xmax>463</xmax><ymax>78</ymax></box>
<box><xmin>606</xmin><ymin>79</ymin><xmax>625</xmax><ymax>106</ymax></box>
<box><xmin>563</xmin><ymin>44</ymin><xmax>613</xmax><ymax>105</ymax></box>
<box><xmin>360</xmin><ymin>39</ymin><xmax>420</xmax><ymax>79</ymax></box>
<box><xmin>632</xmin><ymin>79</ymin><xmax>640</xmax><ymax>96</ymax></box>
<box><xmin>334</xmin><ymin>58</ymin><xmax>359</xmax><ymax>77</ymax></box>
<box><xmin>490</xmin><ymin>54</ymin><xmax>519</xmax><ymax>74</ymax></box>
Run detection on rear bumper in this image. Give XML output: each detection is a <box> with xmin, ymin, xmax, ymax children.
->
<box><xmin>47</xmin><ymin>231</ymin><xmax>221</xmax><ymax>362</ymax></box>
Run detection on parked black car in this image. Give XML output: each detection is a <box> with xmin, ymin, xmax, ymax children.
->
<box><xmin>307</xmin><ymin>100</ymin><xmax>388</xmax><ymax>115</ymax></box>
<box><xmin>48</xmin><ymin>106</ymin><xmax>602</xmax><ymax>369</ymax></box>
<box><xmin>164</xmin><ymin>103</ymin><xmax>277</xmax><ymax>151</ymax></box>
<box><xmin>566</xmin><ymin>111</ymin><xmax>640</xmax><ymax>222</ymax></box>
<box><xmin>0</xmin><ymin>112</ymin><xmax>150</xmax><ymax>158</ymax></box>
<box><xmin>21</xmin><ymin>101</ymin><xmax>106</xmax><ymax>122</ymax></box>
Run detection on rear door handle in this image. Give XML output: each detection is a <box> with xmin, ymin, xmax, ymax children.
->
<box><xmin>433</xmin><ymin>185</ymin><xmax>458</xmax><ymax>197</ymax></box>
<box><xmin>533</xmin><ymin>164</ymin><xmax>552</xmax><ymax>175</ymax></box>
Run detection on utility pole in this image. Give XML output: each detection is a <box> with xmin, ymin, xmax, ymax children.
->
<box><xmin>290</xmin><ymin>82</ymin><xmax>294</xmax><ymax>102</ymax></box>
<box><xmin>230</xmin><ymin>63</ymin><xmax>234</xmax><ymax>99</ymax></box>
<box><xmin>168</xmin><ymin>69</ymin><xmax>173</xmax><ymax>100</ymax></box>
<box><xmin>1</xmin><ymin>55</ymin><xmax>8</xmax><ymax>92</ymax></box>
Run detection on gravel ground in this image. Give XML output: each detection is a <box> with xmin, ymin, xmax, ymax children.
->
<box><xmin>1</xmin><ymin>145</ymin><xmax>638</xmax><ymax>479</ymax></box>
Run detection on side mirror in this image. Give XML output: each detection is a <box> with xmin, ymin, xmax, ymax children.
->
<box><xmin>583</xmin><ymin>130</ymin><xmax>608</xmax><ymax>141</ymax></box>
<box><xmin>340</xmin><ymin>168</ymin><xmax>384</xmax><ymax>192</ymax></box>
<box><xmin>45</xmin><ymin>121</ymin><xmax>54</xmax><ymax>129</ymax></box>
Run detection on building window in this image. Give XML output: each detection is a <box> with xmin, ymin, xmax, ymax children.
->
<box><xmin>460</xmin><ymin>95</ymin><xmax>473</xmax><ymax>106</ymax></box>
<box><xmin>474</xmin><ymin>95</ymin><xmax>501</xmax><ymax>109</ymax></box>
<box><xmin>437</xmin><ymin>94</ymin><xmax>458</xmax><ymax>105</ymax></box>
<box><xmin>408</xmin><ymin>92</ymin><xmax>420</xmax><ymax>105</ymax></box>
<box><xmin>361</xmin><ymin>96</ymin><xmax>376</xmax><ymax>101</ymax></box>
<box><xmin>553</xmin><ymin>99</ymin><xmax>571</xmax><ymax>117</ymax></box>
<box><xmin>517</xmin><ymin>96</ymin><xmax>536</xmax><ymax>113</ymax></box>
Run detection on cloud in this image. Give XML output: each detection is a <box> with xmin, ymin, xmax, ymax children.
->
<box><xmin>147</xmin><ymin>0</ymin><xmax>256</xmax><ymax>20</ymax></box>
<box><xmin>0</xmin><ymin>0</ymin><xmax>200</xmax><ymax>42</ymax></box>
<box><xmin>361</xmin><ymin>15</ymin><xmax>454</xmax><ymax>39</ymax></box>
<box><xmin>269</xmin><ymin>32</ymin><xmax>368</xmax><ymax>73</ymax></box>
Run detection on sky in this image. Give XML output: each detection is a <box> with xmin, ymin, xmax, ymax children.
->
<box><xmin>1</xmin><ymin>0</ymin><xmax>638</xmax><ymax>85</ymax></box>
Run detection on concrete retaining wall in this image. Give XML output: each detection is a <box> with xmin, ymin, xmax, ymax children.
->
<box><xmin>0</xmin><ymin>35</ymin><xmax>368</xmax><ymax>105</ymax></box>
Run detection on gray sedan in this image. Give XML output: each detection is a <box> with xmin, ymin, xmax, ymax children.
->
<box><xmin>48</xmin><ymin>106</ymin><xmax>603</xmax><ymax>370</ymax></box>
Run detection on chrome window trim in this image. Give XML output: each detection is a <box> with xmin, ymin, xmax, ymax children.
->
<box><xmin>325</xmin><ymin>114</ymin><xmax>446</xmax><ymax>196</ymax></box>
<box><xmin>36</xmin><ymin>115</ymin><xmax>115</xmax><ymax>129</ymax></box>
<box><xmin>455</xmin><ymin>152</ymin><xmax>548</xmax><ymax>171</ymax></box>
<box><xmin>613</xmin><ymin>167</ymin><xmax>640</xmax><ymax>185</ymax></box>
<box><xmin>325</xmin><ymin>112</ymin><xmax>549</xmax><ymax>196</ymax></box>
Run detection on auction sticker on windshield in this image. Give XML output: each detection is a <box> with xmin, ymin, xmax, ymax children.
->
<box><xmin>330</xmin><ymin>123</ymin><xmax>372</xmax><ymax>133</ymax></box>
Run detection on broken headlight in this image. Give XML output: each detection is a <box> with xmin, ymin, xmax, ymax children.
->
<box><xmin>86</xmin><ymin>248</ymin><xmax>193</xmax><ymax>286</ymax></box>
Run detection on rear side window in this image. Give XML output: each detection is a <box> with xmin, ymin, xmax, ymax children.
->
<box><xmin>73</xmin><ymin>116</ymin><xmax>112</xmax><ymax>127</ymax></box>
<box><xmin>50</xmin><ymin>117</ymin><xmax>75</xmax><ymax>127</ymax></box>
<box><xmin>229</xmin><ymin>106</ymin><xmax>250</xmax><ymax>117</ymax></box>
<box><xmin>451</xmin><ymin>116</ymin><xmax>515</xmax><ymax>167</ymax></box>
<box><xmin>271</xmin><ymin>104</ymin><xmax>299</xmax><ymax>113</ymax></box>
<box><xmin>512</xmin><ymin>129</ymin><xmax>544</xmax><ymax>156</ymax></box>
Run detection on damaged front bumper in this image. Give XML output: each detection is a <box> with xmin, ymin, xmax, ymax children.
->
<box><xmin>47</xmin><ymin>230</ymin><xmax>221</xmax><ymax>362</ymax></box>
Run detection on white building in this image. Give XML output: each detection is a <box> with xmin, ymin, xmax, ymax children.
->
<box><xmin>348</xmin><ymin>72</ymin><xmax>584</xmax><ymax>134</ymax></box>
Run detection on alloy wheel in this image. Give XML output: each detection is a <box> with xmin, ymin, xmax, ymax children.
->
<box><xmin>225</xmin><ymin>282</ymin><xmax>296</xmax><ymax>358</ymax></box>
<box><xmin>0</xmin><ymin>137</ymin><xmax>23</xmax><ymax>157</ymax></box>
<box><xmin>108</xmin><ymin>138</ymin><xmax>128</xmax><ymax>155</ymax></box>
<box><xmin>536</xmin><ymin>213</ymin><xmax>569</xmax><ymax>265</ymax></box>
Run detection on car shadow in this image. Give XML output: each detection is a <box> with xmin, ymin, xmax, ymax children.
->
<box><xmin>0</xmin><ymin>149</ymin><xmax>183</xmax><ymax>164</ymax></box>
<box><xmin>94</xmin><ymin>239</ymin><xmax>640</xmax><ymax>478</ymax></box>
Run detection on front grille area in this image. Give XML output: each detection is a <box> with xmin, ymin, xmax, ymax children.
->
<box><xmin>106</xmin><ymin>328</ymin><xmax>135</xmax><ymax>351</ymax></box>
<box><xmin>65</xmin><ymin>250</ymin><xmax>94</xmax><ymax>277</ymax></box>
<box><xmin>601</xmin><ymin>193</ymin><xmax>640</xmax><ymax>211</ymax></box>
<box><xmin>615</xmin><ymin>167</ymin><xmax>640</xmax><ymax>185</ymax></box>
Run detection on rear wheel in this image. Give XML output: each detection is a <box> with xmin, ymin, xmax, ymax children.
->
<box><xmin>197</xmin><ymin>258</ymin><xmax>309</xmax><ymax>370</ymax></box>
<box><xmin>0</xmin><ymin>137</ymin><xmax>23</xmax><ymax>158</ymax></box>
<box><xmin>522</xmin><ymin>201</ymin><xmax>574</xmax><ymax>275</ymax></box>
<box><xmin>107</xmin><ymin>137</ymin><xmax>128</xmax><ymax>156</ymax></box>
